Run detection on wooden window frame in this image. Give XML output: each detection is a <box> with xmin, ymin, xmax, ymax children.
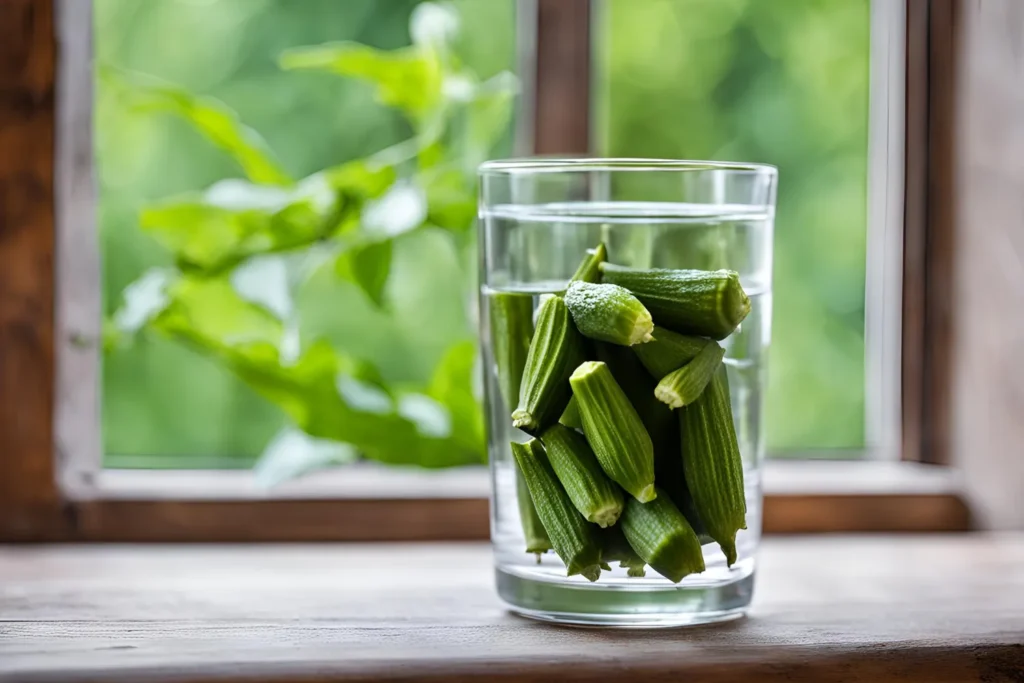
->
<box><xmin>0</xmin><ymin>0</ymin><xmax>978</xmax><ymax>543</ymax></box>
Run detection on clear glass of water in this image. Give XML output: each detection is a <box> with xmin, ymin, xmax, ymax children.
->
<box><xmin>478</xmin><ymin>159</ymin><xmax>777</xmax><ymax>627</ymax></box>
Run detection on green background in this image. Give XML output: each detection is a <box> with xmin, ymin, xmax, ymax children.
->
<box><xmin>96</xmin><ymin>0</ymin><xmax>868</xmax><ymax>466</ymax></box>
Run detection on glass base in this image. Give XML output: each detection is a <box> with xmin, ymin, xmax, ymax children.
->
<box><xmin>496</xmin><ymin>566</ymin><xmax>755</xmax><ymax>628</ymax></box>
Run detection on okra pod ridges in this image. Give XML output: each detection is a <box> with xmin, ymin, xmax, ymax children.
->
<box><xmin>510</xmin><ymin>439</ymin><xmax>603</xmax><ymax>581</ymax></box>
<box><xmin>654</xmin><ymin>340</ymin><xmax>725</xmax><ymax>409</ymax></box>
<box><xmin>599</xmin><ymin>263</ymin><xmax>751</xmax><ymax>340</ymax></box>
<box><xmin>680</xmin><ymin>367</ymin><xmax>746</xmax><ymax>566</ymax></box>
<box><xmin>620</xmin><ymin>489</ymin><xmax>706</xmax><ymax>583</ymax></box>
<box><xmin>488</xmin><ymin>292</ymin><xmax>534</xmax><ymax>410</ymax></box>
<box><xmin>565</xmin><ymin>281</ymin><xmax>655</xmax><ymax>346</ymax></box>
<box><xmin>569</xmin><ymin>360</ymin><xmax>657</xmax><ymax>503</ymax></box>
<box><xmin>512</xmin><ymin>295</ymin><xmax>586</xmax><ymax>434</ymax></box>
<box><xmin>515</xmin><ymin>465</ymin><xmax>552</xmax><ymax>556</ymax></box>
<box><xmin>541</xmin><ymin>424</ymin><xmax>624</xmax><ymax>528</ymax></box>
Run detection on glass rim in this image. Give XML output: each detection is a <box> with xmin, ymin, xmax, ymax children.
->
<box><xmin>479</xmin><ymin>157</ymin><xmax>777</xmax><ymax>176</ymax></box>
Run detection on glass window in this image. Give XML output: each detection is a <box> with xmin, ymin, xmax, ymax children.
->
<box><xmin>597</xmin><ymin>0</ymin><xmax>871</xmax><ymax>453</ymax></box>
<box><xmin>97</xmin><ymin>0</ymin><xmax>517</xmax><ymax>471</ymax></box>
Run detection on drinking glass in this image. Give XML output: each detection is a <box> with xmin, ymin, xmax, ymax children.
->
<box><xmin>478</xmin><ymin>158</ymin><xmax>776</xmax><ymax>626</ymax></box>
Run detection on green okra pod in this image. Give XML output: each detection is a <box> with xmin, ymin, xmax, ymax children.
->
<box><xmin>633</xmin><ymin>325</ymin><xmax>710</xmax><ymax>379</ymax></box>
<box><xmin>620</xmin><ymin>489</ymin><xmax>706</xmax><ymax>583</ymax></box>
<box><xmin>569</xmin><ymin>361</ymin><xmax>656</xmax><ymax>503</ymax></box>
<box><xmin>559</xmin><ymin>395</ymin><xmax>583</xmax><ymax>430</ymax></box>
<box><xmin>512</xmin><ymin>295</ymin><xmax>587</xmax><ymax>435</ymax></box>
<box><xmin>516</xmin><ymin>470</ymin><xmax>552</xmax><ymax>555</ymax></box>
<box><xmin>511</xmin><ymin>439</ymin><xmax>603</xmax><ymax>581</ymax></box>
<box><xmin>654</xmin><ymin>340</ymin><xmax>725</xmax><ymax>408</ymax></box>
<box><xmin>601</xmin><ymin>524</ymin><xmax>646</xmax><ymax>577</ymax></box>
<box><xmin>594</xmin><ymin>342</ymin><xmax>674</xmax><ymax>445</ymax></box>
<box><xmin>600</xmin><ymin>264</ymin><xmax>750</xmax><ymax>340</ymax></box>
<box><xmin>565</xmin><ymin>281</ymin><xmax>654</xmax><ymax>346</ymax></box>
<box><xmin>489</xmin><ymin>292</ymin><xmax>550</xmax><ymax>554</ymax></box>
<box><xmin>541</xmin><ymin>424</ymin><xmax>624</xmax><ymax>528</ymax></box>
<box><xmin>680</xmin><ymin>366</ymin><xmax>746</xmax><ymax>565</ymax></box>
<box><xmin>488</xmin><ymin>292</ymin><xmax>534</xmax><ymax>409</ymax></box>
<box><xmin>570</xmin><ymin>242</ymin><xmax>608</xmax><ymax>284</ymax></box>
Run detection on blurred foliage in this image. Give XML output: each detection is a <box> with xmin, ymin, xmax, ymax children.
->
<box><xmin>599</xmin><ymin>0</ymin><xmax>870</xmax><ymax>449</ymax></box>
<box><xmin>98</xmin><ymin>0</ymin><xmax>516</xmax><ymax>472</ymax></box>
<box><xmin>98</xmin><ymin>0</ymin><xmax>867</xmax><ymax>470</ymax></box>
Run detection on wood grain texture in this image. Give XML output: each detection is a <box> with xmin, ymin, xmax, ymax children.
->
<box><xmin>902</xmin><ymin>0</ymin><xmax>959</xmax><ymax>465</ymax></box>
<box><xmin>949</xmin><ymin>0</ymin><xmax>1024</xmax><ymax>528</ymax></box>
<box><xmin>533</xmin><ymin>0</ymin><xmax>590</xmax><ymax>154</ymax></box>
<box><xmin>0</xmin><ymin>0</ymin><xmax>58</xmax><ymax>512</ymax></box>
<box><xmin>0</xmin><ymin>462</ymin><xmax>966</xmax><ymax>542</ymax></box>
<box><xmin>1</xmin><ymin>536</ymin><xmax>1022</xmax><ymax>682</ymax></box>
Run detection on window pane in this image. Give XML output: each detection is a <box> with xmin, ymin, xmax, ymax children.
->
<box><xmin>598</xmin><ymin>0</ymin><xmax>870</xmax><ymax>452</ymax></box>
<box><xmin>96</xmin><ymin>0</ymin><xmax>516</xmax><ymax>469</ymax></box>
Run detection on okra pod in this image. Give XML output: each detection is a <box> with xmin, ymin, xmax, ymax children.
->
<box><xmin>489</xmin><ymin>292</ymin><xmax>550</xmax><ymax>552</ymax></box>
<box><xmin>488</xmin><ymin>292</ymin><xmax>534</xmax><ymax>409</ymax></box>
<box><xmin>516</xmin><ymin>469</ymin><xmax>552</xmax><ymax>556</ymax></box>
<box><xmin>680</xmin><ymin>366</ymin><xmax>746</xmax><ymax>565</ymax></box>
<box><xmin>565</xmin><ymin>281</ymin><xmax>654</xmax><ymax>346</ymax></box>
<box><xmin>569</xmin><ymin>361</ymin><xmax>656</xmax><ymax>503</ymax></box>
<box><xmin>559</xmin><ymin>395</ymin><xmax>583</xmax><ymax>430</ymax></box>
<box><xmin>654</xmin><ymin>340</ymin><xmax>725</xmax><ymax>408</ymax></box>
<box><xmin>513</xmin><ymin>295</ymin><xmax>587</xmax><ymax>435</ymax></box>
<box><xmin>511</xmin><ymin>439</ymin><xmax>603</xmax><ymax>581</ymax></box>
<box><xmin>570</xmin><ymin>242</ymin><xmax>608</xmax><ymax>284</ymax></box>
<box><xmin>601</xmin><ymin>524</ymin><xmax>646</xmax><ymax>577</ymax></box>
<box><xmin>541</xmin><ymin>424</ymin><xmax>624</xmax><ymax>528</ymax></box>
<box><xmin>633</xmin><ymin>326</ymin><xmax>710</xmax><ymax>379</ymax></box>
<box><xmin>600</xmin><ymin>264</ymin><xmax>750</xmax><ymax>340</ymax></box>
<box><xmin>620</xmin><ymin>490</ymin><xmax>706</xmax><ymax>583</ymax></box>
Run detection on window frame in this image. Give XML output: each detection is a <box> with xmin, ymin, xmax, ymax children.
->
<box><xmin>0</xmin><ymin>0</ymin><xmax>974</xmax><ymax>542</ymax></box>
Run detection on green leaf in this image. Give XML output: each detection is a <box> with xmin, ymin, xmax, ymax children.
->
<box><xmin>335</xmin><ymin>239</ymin><xmax>392</xmax><ymax>307</ymax></box>
<box><xmin>421</xmin><ymin>167</ymin><xmax>476</xmax><ymax>232</ymax></box>
<box><xmin>153</xmin><ymin>276</ymin><xmax>284</xmax><ymax>350</ymax></box>
<box><xmin>427</xmin><ymin>339</ymin><xmax>484</xmax><ymax>455</ymax></box>
<box><xmin>254</xmin><ymin>427</ymin><xmax>358</xmax><ymax>487</ymax></box>
<box><xmin>461</xmin><ymin>71</ymin><xmax>517</xmax><ymax>168</ymax></box>
<box><xmin>146</xmin><ymin>275</ymin><xmax>481</xmax><ymax>468</ymax></box>
<box><xmin>280</xmin><ymin>42</ymin><xmax>443</xmax><ymax>124</ymax></box>
<box><xmin>101</xmin><ymin>66</ymin><xmax>291</xmax><ymax>186</ymax></box>
<box><xmin>323</xmin><ymin>158</ymin><xmax>397</xmax><ymax>198</ymax></box>
<box><xmin>141</xmin><ymin>177</ymin><xmax>343</xmax><ymax>273</ymax></box>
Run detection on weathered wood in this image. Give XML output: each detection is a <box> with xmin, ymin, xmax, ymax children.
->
<box><xmin>1</xmin><ymin>536</ymin><xmax>1022</xmax><ymax>682</ymax></box>
<box><xmin>0</xmin><ymin>0</ymin><xmax>59</xmax><ymax>514</ymax></box>
<box><xmin>949</xmin><ymin>0</ymin><xmax>1024</xmax><ymax>528</ymax></box>
<box><xmin>902</xmin><ymin>0</ymin><xmax>959</xmax><ymax>465</ymax></box>
<box><xmin>0</xmin><ymin>463</ymin><xmax>965</xmax><ymax>542</ymax></box>
<box><xmin>533</xmin><ymin>0</ymin><xmax>590</xmax><ymax>154</ymax></box>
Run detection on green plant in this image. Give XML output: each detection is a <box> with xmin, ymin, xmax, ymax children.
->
<box><xmin>106</xmin><ymin>3</ymin><xmax>516</xmax><ymax>483</ymax></box>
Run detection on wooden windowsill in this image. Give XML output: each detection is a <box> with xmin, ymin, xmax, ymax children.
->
<box><xmin>0</xmin><ymin>461</ymin><xmax>970</xmax><ymax>542</ymax></box>
<box><xmin>2</xmin><ymin>535</ymin><xmax>1022</xmax><ymax>682</ymax></box>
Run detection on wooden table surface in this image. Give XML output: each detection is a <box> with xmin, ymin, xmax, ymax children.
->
<box><xmin>1</xmin><ymin>535</ymin><xmax>1022</xmax><ymax>682</ymax></box>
